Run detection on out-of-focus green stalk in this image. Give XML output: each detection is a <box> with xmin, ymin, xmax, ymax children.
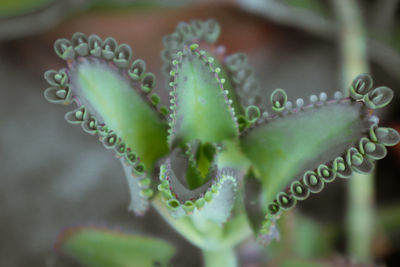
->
<box><xmin>203</xmin><ymin>248</ymin><xmax>237</xmax><ymax>267</ymax></box>
<box><xmin>347</xmin><ymin>172</ymin><xmax>375</xmax><ymax>262</ymax></box>
<box><xmin>333</xmin><ymin>0</ymin><xmax>374</xmax><ymax>263</ymax></box>
<box><xmin>334</xmin><ymin>0</ymin><xmax>369</xmax><ymax>89</ymax></box>
<box><xmin>152</xmin><ymin>193</ymin><xmax>251</xmax><ymax>251</ymax></box>
<box><xmin>152</xmin><ymin>193</ymin><xmax>243</xmax><ymax>266</ymax></box>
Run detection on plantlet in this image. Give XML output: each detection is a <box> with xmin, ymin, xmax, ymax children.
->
<box><xmin>44</xmin><ymin>19</ymin><xmax>399</xmax><ymax>266</ymax></box>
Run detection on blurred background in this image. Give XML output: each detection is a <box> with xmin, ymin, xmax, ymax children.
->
<box><xmin>0</xmin><ymin>0</ymin><xmax>400</xmax><ymax>266</ymax></box>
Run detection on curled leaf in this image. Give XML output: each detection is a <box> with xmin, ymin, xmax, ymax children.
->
<box><xmin>158</xmin><ymin>158</ymin><xmax>238</xmax><ymax>224</ymax></box>
<box><xmin>44</xmin><ymin>69</ymin><xmax>68</xmax><ymax>87</ymax></box>
<box><xmin>141</xmin><ymin>72</ymin><xmax>156</xmax><ymax>94</ymax></box>
<box><xmin>317</xmin><ymin>164</ymin><xmax>336</xmax><ymax>183</ymax></box>
<box><xmin>203</xmin><ymin>19</ymin><xmax>221</xmax><ymax>43</ymax></box>
<box><xmin>71</xmin><ymin>32</ymin><xmax>89</xmax><ymax>56</ymax></box>
<box><xmin>88</xmin><ymin>34</ymin><xmax>102</xmax><ymax>57</ymax></box>
<box><xmin>225</xmin><ymin>53</ymin><xmax>247</xmax><ymax>72</ymax></box>
<box><xmin>246</xmin><ymin>105</ymin><xmax>260</xmax><ymax>124</ymax></box>
<box><xmin>350</xmin><ymin>73</ymin><xmax>373</xmax><ymax>100</ymax></box>
<box><xmin>346</xmin><ymin>147</ymin><xmax>374</xmax><ymax>174</ymax></box>
<box><xmin>113</xmin><ymin>44</ymin><xmax>132</xmax><ymax>68</ymax></box>
<box><xmin>270</xmin><ymin>88</ymin><xmax>287</xmax><ymax>112</ymax></box>
<box><xmin>128</xmin><ymin>59</ymin><xmax>146</xmax><ymax>80</ymax></box>
<box><xmin>333</xmin><ymin>156</ymin><xmax>352</xmax><ymax>178</ymax></box>
<box><xmin>374</xmin><ymin>126</ymin><xmax>400</xmax><ymax>146</ymax></box>
<box><xmin>364</xmin><ymin>86</ymin><xmax>394</xmax><ymax>109</ymax></box>
<box><xmin>359</xmin><ymin>137</ymin><xmax>387</xmax><ymax>160</ymax></box>
<box><xmin>44</xmin><ymin>86</ymin><xmax>71</xmax><ymax>104</ymax></box>
<box><xmin>277</xmin><ymin>192</ymin><xmax>296</xmax><ymax>210</ymax></box>
<box><xmin>54</xmin><ymin>38</ymin><xmax>75</xmax><ymax>60</ymax></box>
<box><xmin>290</xmin><ymin>181</ymin><xmax>310</xmax><ymax>200</ymax></box>
<box><xmin>102</xmin><ymin>37</ymin><xmax>117</xmax><ymax>60</ymax></box>
<box><xmin>65</xmin><ymin>106</ymin><xmax>87</xmax><ymax>124</ymax></box>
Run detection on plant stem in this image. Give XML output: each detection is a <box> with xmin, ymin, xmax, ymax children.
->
<box><xmin>202</xmin><ymin>247</ymin><xmax>237</xmax><ymax>267</ymax></box>
<box><xmin>334</xmin><ymin>0</ymin><xmax>368</xmax><ymax>91</ymax></box>
<box><xmin>152</xmin><ymin>193</ymin><xmax>252</xmax><ymax>250</ymax></box>
<box><xmin>152</xmin><ymin>193</ymin><xmax>207</xmax><ymax>249</ymax></box>
<box><xmin>333</xmin><ymin>0</ymin><xmax>374</xmax><ymax>263</ymax></box>
<box><xmin>347</xmin><ymin>172</ymin><xmax>375</xmax><ymax>262</ymax></box>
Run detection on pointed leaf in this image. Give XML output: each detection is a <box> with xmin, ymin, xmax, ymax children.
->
<box><xmin>45</xmin><ymin>34</ymin><xmax>169</xmax><ymax>172</ymax></box>
<box><xmin>44</xmin><ymin>34</ymin><xmax>170</xmax><ymax>215</ymax></box>
<box><xmin>241</xmin><ymin>100</ymin><xmax>369</xmax><ymax>206</ymax></box>
<box><xmin>241</xmin><ymin>77</ymin><xmax>399</xmax><ymax>242</ymax></box>
<box><xmin>67</xmin><ymin>58</ymin><xmax>167</xmax><ymax>170</ymax></box>
<box><xmin>168</xmin><ymin>46</ymin><xmax>238</xmax><ymax>147</ymax></box>
<box><xmin>161</xmin><ymin>20</ymin><xmax>260</xmax><ymax>121</ymax></box>
<box><xmin>161</xmin><ymin>19</ymin><xmax>221</xmax><ymax>77</ymax></box>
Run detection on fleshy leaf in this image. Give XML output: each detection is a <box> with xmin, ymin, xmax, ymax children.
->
<box><xmin>44</xmin><ymin>33</ymin><xmax>169</xmax><ymax>214</ymax></box>
<box><xmin>270</xmin><ymin>88</ymin><xmax>287</xmax><ymax>112</ymax></box>
<box><xmin>240</xmin><ymin>75</ymin><xmax>399</xmax><ymax>241</ymax></box>
<box><xmin>161</xmin><ymin>19</ymin><xmax>260</xmax><ymax>121</ymax></box>
<box><xmin>47</xmin><ymin>33</ymin><xmax>169</xmax><ymax>169</ymax></box>
<box><xmin>56</xmin><ymin>226</ymin><xmax>175</xmax><ymax>267</ymax></box>
<box><xmin>241</xmin><ymin>98</ymin><xmax>369</xmax><ymax>206</ymax></box>
<box><xmin>350</xmin><ymin>73</ymin><xmax>373</xmax><ymax>100</ymax></box>
<box><xmin>157</xmin><ymin>158</ymin><xmax>238</xmax><ymax>224</ymax></box>
<box><xmin>168</xmin><ymin>45</ymin><xmax>238</xmax><ymax>148</ymax></box>
<box><xmin>364</xmin><ymin>86</ymin><xmax>394</xmax><ymax>109</ymax></box>
<box><xmin>68</xmin><ymin>60</ymin><xmax>165</xmax><ymax>166</ymax></box>
<box><xmin>372</xmin><ymin>125</ymin><xmax>400</xmax><ymax>146</ymax></box>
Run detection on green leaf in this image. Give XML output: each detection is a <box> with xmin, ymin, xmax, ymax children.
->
<box><xmin>161</xmin><ymin>19</ymin><xmax>221</xmax><ymax>78</ymax></box>
<box><xmin>184</xmin><ymin>141</ymin><xmax>217</xmax><ymax>189</ymax></box>
<box><xmin>158</xmin><ymin>159</ymin><xmax>238</xmax><ymax>224</ymax></box>
<box><xmin>168</xmin><ymin>46</ymin><xmax>238</xmax><ymax>147</ymax></box>
<box><xmin>45</xmin><ymin>34</ymin><xmax>170</xmax><ymax>214</ymax></box>
<box><xmin>241</xmin><ymin>77</ymin><xmax>399</xmax><ymax>242</ymax></box>
<box><xmin>46</xmin><ymin>34</ymin><xmax>169</xmax><ymax>172</ymax></box>
<box><xmin>162</xmin><ymin>20</ymin><xmax>262</xmax><ymax>124</ymax></box>
<box><xmin>241</xmin><ymin>100</ymin><xmax>369</xmax><ymax>206</ymax></box>
<box><xmin>57</xmin><ymin>227</ymin><xmax>175</xmax><ymax>267</ymax></box>
<box><xmin>68</xmin><ymin>59</ymin><xmax>167</xmax><ymax>170</ymax></box>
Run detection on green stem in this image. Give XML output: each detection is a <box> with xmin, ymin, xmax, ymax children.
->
<box><xmin>334</xmin><ymin>0</ymin><xmax>374</xmax><ymax>263</ymax></box>
<box><xmin>203</xmin><ymin>248</ymin><xmax>237</xmax><ymax>267</ymax></box>
<box><xmin>152</xmin><ymin>193</ymin><xmax>252</xmax><ymax>250</ymax></box>
<box><xmin>152</xmin><ymin>193</ymin><xmax>208</xmax><ymax>249</ymax></box>
<box><xmin>334</xmin><ymin>0</ymin><xmax>368</xmax><ymax>91</ymax></box>
<box><xmin>347</xmin><ymin>172</ymin><xmax>375</xmax><ymax>261</ymax></box>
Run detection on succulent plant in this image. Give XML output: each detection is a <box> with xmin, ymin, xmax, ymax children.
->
<box><xmin>44</xmin><ymin>19</ymin><xmax>399</xmax><ymax>266</ymax></box>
